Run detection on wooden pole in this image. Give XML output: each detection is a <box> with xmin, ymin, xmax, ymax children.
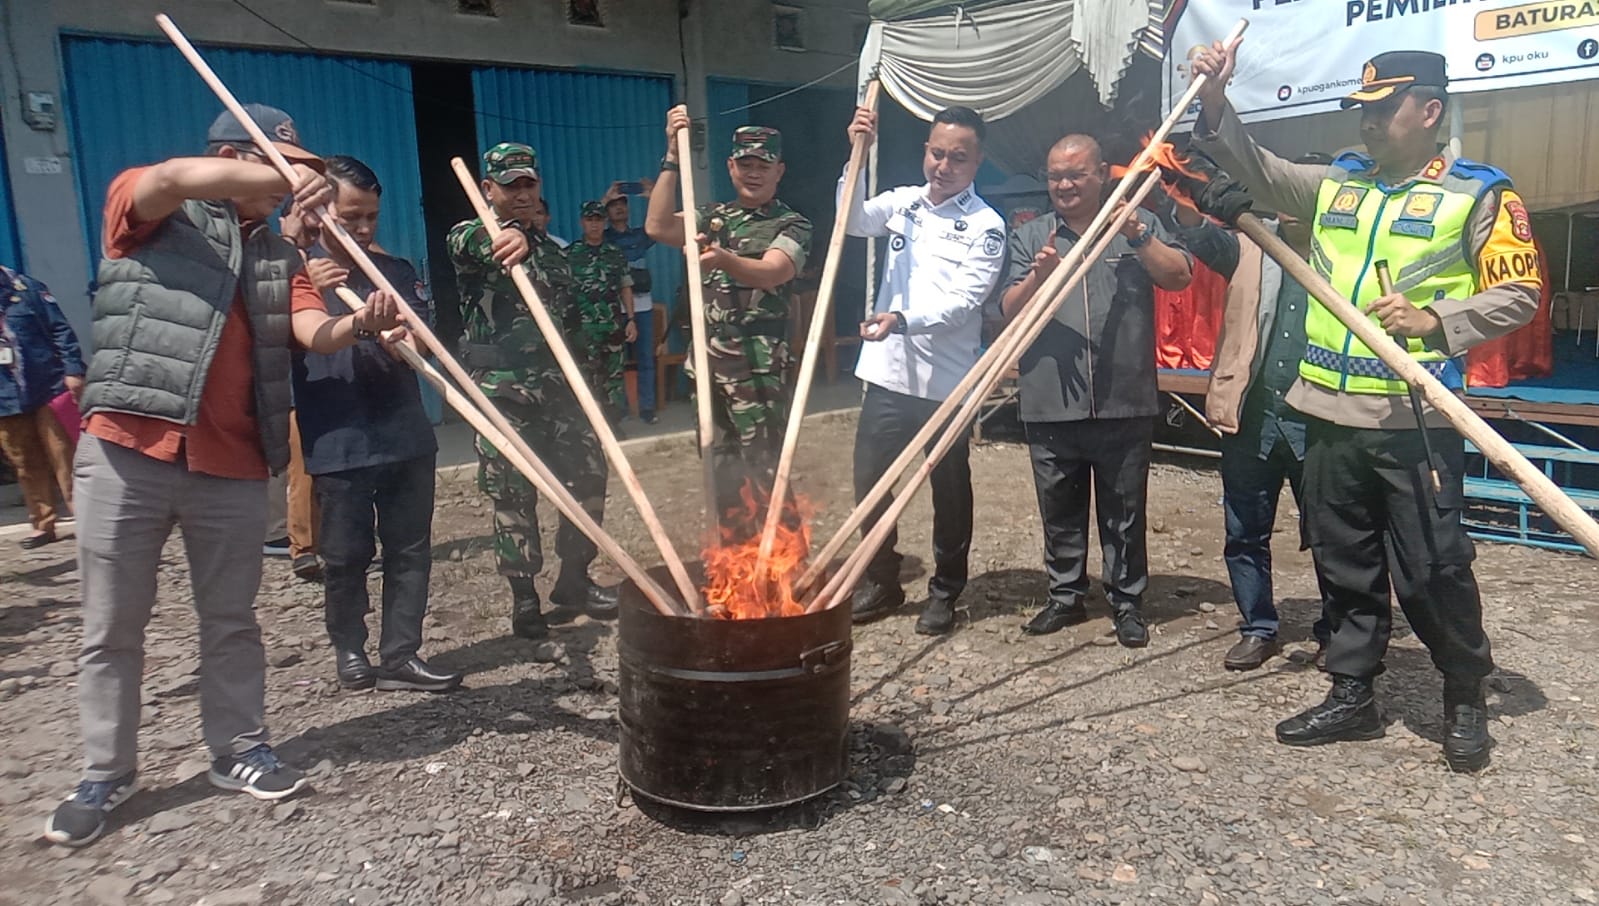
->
<box><xmin>448</xmin><ymin>158</ymin><xmax>705</xmax><ymax>614</ymax></box>
<box><xmin>333</xmin><ymin>289</ymin><xmax>683</xmax><ymax>617</ymax></box>
<box><xmin>1234</xmin><ymin>213</ymin><xmax>1599</xmax><ymax>557</ymax></box>
<box><xmin>793</xmin><ymin>18</ymin><xmax>1248</xmax><ymax>599</ymax></box>
<box><xmin>755</xmin><ymin>79</ymin><xmax>882</xmax><ymax>578</ymax></box>
<box><xmin>150</xmin><ymin>15</ymin><xmax>693</xmax><ymax>616</ymax></box>
<box><xmin>671</xmin><ymin>125</ymin><xmax>723</xmax><ymax>543</ymax></box>
<box><xmin>809</xmin><ymin>172</ymin><xmax>1162</xmax><ymax>613</ymax></box>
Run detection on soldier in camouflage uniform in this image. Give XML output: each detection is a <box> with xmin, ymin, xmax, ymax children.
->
<box><xmin>645</xmin><ymin>109</ymin><xmax>813</xmax><ymax>533</ymax></box>
<box><xmin>565</xmin><ymin>200</ymin><xmax>637</xmax><ymax>421</ymax></box>
<box><xmin>447</xmin><ymin>142</ymin><xmax>617</xmax><ymax>640</ymax></box>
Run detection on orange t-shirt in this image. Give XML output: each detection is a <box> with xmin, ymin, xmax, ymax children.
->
<box><xmin>86</xmin><ymin>166</ymin><xmax>319</xmax><ymax>480</ymax></box>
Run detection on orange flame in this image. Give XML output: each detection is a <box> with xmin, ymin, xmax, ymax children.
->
<box><xmin>1110</xmin><ymin>132</ymin><xmax>1207</xmax><ymax>214</ymax></box>
<box><xmin>700</xmin><ymin>481</ymin><xmax>814</xmax><ymax>620</ymax></box>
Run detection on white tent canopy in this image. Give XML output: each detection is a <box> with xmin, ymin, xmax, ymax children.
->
<box><xmin>858</xmin><ymin>0</ymin><xmax>1165</xmax><ymax>174</ymax></box>
<box><xmin>863</xmin><ymin>0</ymin><xmax>1158</xmax><ymax>117</ymax></box>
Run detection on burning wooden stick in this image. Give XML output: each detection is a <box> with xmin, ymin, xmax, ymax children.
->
<box><xmin>448</xmin><ymin>158</ymin><xmax>705</xmax><ymax>614</ymax></box>
<box><xmin>754</xmin><ymin>79</ymin><xmax>883</xmax><ymax>580</ymax></box>
<box><xmin>809</xmin><ymin>171</ymin><xmax>1164</xmax><ymax>613</ymax></box>
<box><xmin>795</xmin><ymin>19</ymin><xmax>1248</xmax><ymax>603</ymax></box>
<box><xmin>670</xmin><ymin>124</ymin><xmax>723</xmax><ymax>543</ymax></box>
<box><xmin>333</xmin><ymin>289</ymin><xmax>684</xmax><ymax>616</ymax></box>
<box><xmin>151</xmin><ymin>14</ymin><xmax>689</xmax><ymax>618</ymax></box>
<box><xmin>1226</xmin><ymin>212</ymin><xmax>1599</xmax><ymax>557</ymax></box>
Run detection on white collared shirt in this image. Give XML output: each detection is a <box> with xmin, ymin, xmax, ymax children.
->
<box><xmin>840</xmin><ymin>170</ymin><xmax>1006</xmax><ymax>401</ymax></box>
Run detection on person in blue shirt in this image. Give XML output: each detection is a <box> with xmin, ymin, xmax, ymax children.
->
<box><xmin>0</xmin><ymin>264</ymin><xmax>84</xmax><ymax>548</ymax></box>
<box><xmin>292</xmin><ymin>156</ymin><xmax>459</xmax><ymax>695</ymax></box>
<box><xmin>603</xmin><ymin>183</ymin><xmax>659</xmax><ymax>424</ymax></box>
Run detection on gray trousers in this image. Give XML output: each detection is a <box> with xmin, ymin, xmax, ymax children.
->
<box><xmin>74</xmin><ymin>434</ymin><xmax>270</xmax><ymax>781</ymax></box>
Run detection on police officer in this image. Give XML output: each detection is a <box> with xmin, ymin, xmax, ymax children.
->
<box><xmin>644</xmin><ymin>108</ymin><xmax>813</xmax><ymax>532</ymax></box>
<box><xmin>837</xmin><ymin>104</ymin><xmax>1006</xmax><ymax>635</ymax></box>
<box><xmin>448</xmin><ymin>143</ymin><xmax>617</xmax><ymax>640</ymax></box>
<box><xmin>1191</xmin><ymin>46</ymin><xmax>1542</xmax><ymax>771</ymax></box>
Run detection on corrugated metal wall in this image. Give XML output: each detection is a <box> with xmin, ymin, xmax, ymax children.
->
<box><xmin>0</xmin><ymin>124</ymin><xmax>20</xmax><ymax>269</ymax></box>
<box><xmin>60</xmin><ymin>35</ymin><xmax>426</xmax><ymax>273</ymax></box>
<box><xmin>707</xmin><ymin>78</ymin><xmax>752</xmax><ymax>203</ymax></box>
<box><xmin>470</xmin><ymin>67</ymin><xmax>679</xmax><ymax>307</ymax></box>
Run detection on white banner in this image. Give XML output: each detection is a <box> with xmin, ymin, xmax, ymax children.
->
<box><xmin>1163</xmin><ymin>0</ymin><xmax>1599</xmax><ymax>124</ymax></box>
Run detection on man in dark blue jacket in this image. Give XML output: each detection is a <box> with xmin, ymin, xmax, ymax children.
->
<box><xmin>292</xmin><ymin>156</ymin><xmax>459</xmax><ymax>694</ymax></box>
<box><xmin>0</xmin><ymin>264</ymin><xmax>84</xmax><ymax>548</ymax></box>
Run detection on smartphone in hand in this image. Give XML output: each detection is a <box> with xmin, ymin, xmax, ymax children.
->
<box><xmin>616</xmin><ymin>180</ymin><xmax>645</xmax><ymax>196</ymax></box>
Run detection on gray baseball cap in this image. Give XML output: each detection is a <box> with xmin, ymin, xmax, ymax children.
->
<box><xmin>207</xmin><ymin>103</ymin><xmax>324</xmax><ymax>171</ymax></box>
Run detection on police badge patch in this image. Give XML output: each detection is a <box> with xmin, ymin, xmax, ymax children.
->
<box><xmin>983</xmin><ymin>229</ymin><xmax>1004</xmax><ymax>256</ymax></box>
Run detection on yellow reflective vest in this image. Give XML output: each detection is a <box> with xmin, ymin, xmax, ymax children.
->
<box><xmin>1303</xmin><ymin>153</ymin><xmax>1509</xmax><ymax>396</ymax></box>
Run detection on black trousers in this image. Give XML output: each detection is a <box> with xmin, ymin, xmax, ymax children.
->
<box><xmin>1025</xmin><ymin>417</ymin><xmax>1152</xmax><ymax>611</ymax></box>
<box><xmin>852</xmin><ymin>384</ymin><xmax>974</xmax><ymax>600</ymax></box>
<box><xmin>316</xmin><ymin>453</ymin><xmax>435</xmax><ymax>668</ymax></box>
<box><xmin>1303</xmin><ymin>418</ymin><xmax>1493</xmax><ymax>682</ymax></box>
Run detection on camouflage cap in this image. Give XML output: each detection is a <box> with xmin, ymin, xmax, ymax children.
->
<box><xmin>729</xmin><ymin>126</ymin><xmax>782</xmax><ymax>162</ymax></box>
<box><xmin>580</xmin><ymin>200</ymin><xmax>607</xmax><ymax>218</ymax></box>
<box><xmin>483</xmin><ymin>142</ymin><xmax>539</xmax><ymax>184</ymax></box>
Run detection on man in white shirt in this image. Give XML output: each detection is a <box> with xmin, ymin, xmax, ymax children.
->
<box><xmin>842</xmin><ymin>105</ymin><xmax>1006</xmax><ymax>635</ymax></box>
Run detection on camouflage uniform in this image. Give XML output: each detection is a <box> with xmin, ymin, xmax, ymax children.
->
<box><xmin>565</xmin><ymin>202</ymin><xmax>633</xmax><ymax>415</ymax></box>
<box><xmin>686</xmin><ymin>126</ymin><xmax>813</xmax><ymax>526</ymax></box>
<box><xmin>448</xmin><ymin>143</ymin><xmax>607</xmax><ymax>583</ymax></box>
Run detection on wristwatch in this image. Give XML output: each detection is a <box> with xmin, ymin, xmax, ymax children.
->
<box><xmin>1127</xmin><ymin>225</ymin><xmax>1152</xmax><ymax>249</ymax></box>
<box><xmin>891</xmin><ymin>311</ymin><xmax>908</xmax><ymax>334</ymax></box>
<box><xmin>659</xmin><ymin>157</ymin><xmax>680</xmax><ymax>173</ymax></box>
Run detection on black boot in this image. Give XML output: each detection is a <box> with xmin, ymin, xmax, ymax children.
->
<box><xmin>850</xmin><ymin>577</ymin><xmax>905</xmax><ymax>624</ymax></box>
<box><xmin>550</xmin><ymin>572</ymin><xmax>619</xmax><ymax>618</ymax></box>
<box><xmin>509</xmin><ymin>578</ymin><xmax>548</xmax><ymax>640</ymax></box>
<box><xmin>1276</xmin><ymin>675</ymin><xmax>1385</xmax><ymax>746</ymax></box>
<box><xmin>1442</xmin><ymin>676</ymin><xmax>1494</xmax><ymax>773</ymax></box>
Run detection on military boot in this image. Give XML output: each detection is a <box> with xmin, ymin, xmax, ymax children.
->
<box><xmin>1442</xmin><ymin>675</ymin><xmax>1493</xmax><ymax>773</ymax></box>
<box><xmin>1275</xmin><ymin>675</ymin><xmax>1384</xmax><ymax>746</ymax></box>
<box><xmin>510</xmin><ymin>577</ymin><xmax>548</xmax><ymax>640</ymax></box>
<box><xmin>550</xmin><ymin>571</ymin><xmax>619</xmax><ymax>619</ymax></box>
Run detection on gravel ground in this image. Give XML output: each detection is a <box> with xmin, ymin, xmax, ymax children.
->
<box><xmin>2</xmin><ymin>409</ymin><xmax>1597</xmax><ymax>906</ymax></box>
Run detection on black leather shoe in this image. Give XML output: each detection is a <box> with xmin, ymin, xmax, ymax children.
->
<box><xmin>1276</xmin><ymin>675</ymin><xmax>1384</xmax><ymax>746</ymax></box>
<box><xmin>1021</xmin><ymin>600</ymin><xmax>1089</xmax><ymax>636</ymax></box>
<box><xmin>19</xmin><ymin>531</ymin><xmax>57</xmax><ymax>550</ymax></box>
<box><xmin>335</xmin><ymin>650</ymin><xmax>375</xmax><ymax>690</ymax></box>
<box><xmin>850</xmin><ymin>579</ymin><xmax>906</xmax><ymax>624</ymax></box>
<box><xmin>550</xmin><ymin>577</ymin><xmax>619</xmax><ymax>618</ymax></box>
<box><xmin>375</xmin><ymin>657</ymin><xmax>463</xmax><ymax>693</ymax></box>
<box><xmin>1112</xmin><ymin>607</ymin><xmax>1150</xmax><ymax>648</ymax></box>
<box><xmin>1224</xmin><ymin>636</ymin><xmax>1280</xmax><ymax>671</ymax></box>
<box><xmin>1442</xmin><ymin>676</ymin><xmax>1494</xmax><ymax>773</ymax></box>
<box><xmin>510</xmin><ymin>578</ymin><xmax>548</xmax><ymax>640</ymax></box>
<box><xmin>914</xmin><ymin>597</ymin><xmax>957</xmax><ymax>636</ymax></box>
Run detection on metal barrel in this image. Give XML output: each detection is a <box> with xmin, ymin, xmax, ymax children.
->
<box><xmin>617</xmin><ymin>564</ymin><xmax>852</xmax><ymax>811</ymax></box>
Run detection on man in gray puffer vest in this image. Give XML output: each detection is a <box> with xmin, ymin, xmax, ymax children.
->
<box><xmin>45</xmin><ymin>105</ymin><xmax>404</xmax><ymax>849</ymax></box>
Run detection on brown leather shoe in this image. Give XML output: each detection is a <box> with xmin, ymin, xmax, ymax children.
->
<box><xmin>1223</xmin><ymin>636</ymin><xmax>1280</xmax><ymax>671</ymax></box>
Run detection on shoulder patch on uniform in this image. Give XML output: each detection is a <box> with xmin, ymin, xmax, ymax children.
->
<box><xmin>983</xmin><ymin>229</ymin><xmax>1004</xmax><ymax>256</ymax></box>
<box><xmin>1506</xmin><ymin>198</ymin><xmax>1533</xmax><ymax>242</ymax></box>
<box><xmin>1419</xmin><ymin>156</ymin><xmax>1448</xmax><ymax>183</ymax></box>
<box><xmin>415</xmin><ymin>280</ymin><xmax>433</xmax><ymax>303</ymax></box>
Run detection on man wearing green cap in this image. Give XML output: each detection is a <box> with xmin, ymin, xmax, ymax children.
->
<box><xmin>447</xmin><ymin>142</ymin><xmax>616</xmax><ymax>640</ymax></box>
<box><xmin>566</xmin><ymin>200</ymin><xmax>637</xmax><ymax>422</ymax></box>
<box><xmin>644</xmin><ymin>106</ymin><xmax>813</xmax><ymax>529</ymax></box>
<box><xmin>1190</xmin><ymin>45</ymin><xmax>1543</xmax><ymax>772</ymax></box>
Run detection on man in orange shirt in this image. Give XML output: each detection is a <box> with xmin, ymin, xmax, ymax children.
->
<box><xmin>44</xmin><ymin>105</ymin><xmax>403</xmax><ymax>849</ymax></box>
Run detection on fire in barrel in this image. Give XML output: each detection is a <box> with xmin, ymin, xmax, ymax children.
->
<box><xmin>617</xmin><ymin>489</ymin><xmax>852</xmax><ymax>811</ymax></box>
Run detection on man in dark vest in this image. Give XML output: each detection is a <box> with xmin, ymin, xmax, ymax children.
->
<box><xmin>45</xmin><ymin>105</ymin><xmax>403</xmax><ymax>849</ymax></box>
<box><xmin>293</xmin><ymin>155</ymin><xmax>459</xmax><ymax>694</ymax></box>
